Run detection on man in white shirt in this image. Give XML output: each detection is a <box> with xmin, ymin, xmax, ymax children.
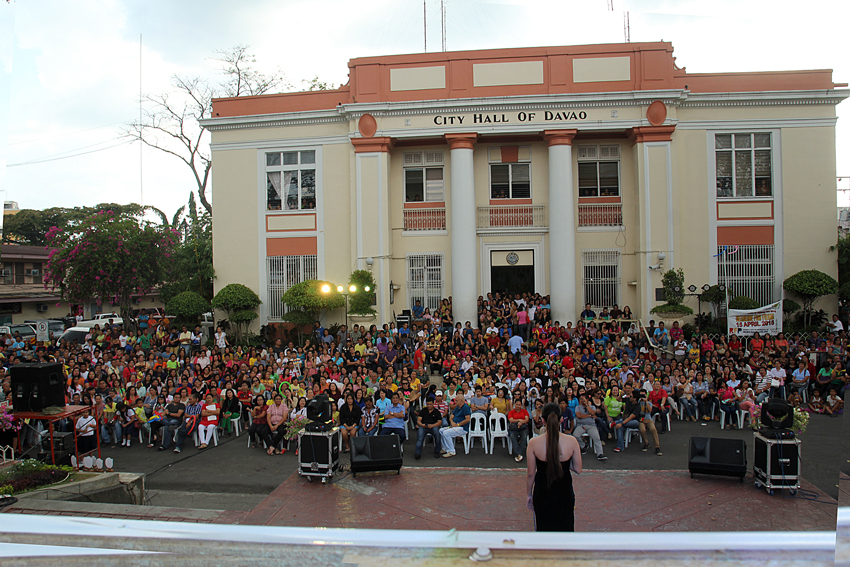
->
<box><xmin>507</xmin><ymin>333</ymin><xmax>524</xmax><ymax>354</ymax></box>
<box><xmin>829</xmin><ymin>314</ymin><xmax>844</xmax><ymax>333</ymax></box>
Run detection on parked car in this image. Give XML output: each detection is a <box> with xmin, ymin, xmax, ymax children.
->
<box><xmin>55</xmin><ymin>326</ymin><xmax>90</xmax><ymax>346</ymax></box>
<box><xmin>77</xmin><ymin>314</ymin><xmax>124</xmax><ymax>328</ymax></box>
<box><xmin>8</xmin><ymin>323</ymin><xmax>36</xmax><ymax>339</ymax></box>
<box><xmin>23</xmin><ymin>319</ymin><xmax>66</xmax><ymax>338</ymax></box>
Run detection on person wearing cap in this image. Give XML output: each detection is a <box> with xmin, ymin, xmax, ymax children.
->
<box><xmin>433</xmin><ymin>391</ymin><xmax>449</xmax><ymax>427</ymax></box>
<box><xmin>414</xmin><ymin>396</ymin><xmax>442</xmax><ymax>459</ymax></box>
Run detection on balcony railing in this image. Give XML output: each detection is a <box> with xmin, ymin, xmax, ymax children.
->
<box><xmin>403</xmin><ymin>208</ymin><xmax>446</xmax><ymax>231</ymax></box>
<box><xmin>477</xmin><ymin>205</ymin><xmax>545</xmax><ymax>229</ymax></box>
<box><xmin>578</xmin><ymin>203</ymin><xmax>623</xmax><ymax>227</ymax></box>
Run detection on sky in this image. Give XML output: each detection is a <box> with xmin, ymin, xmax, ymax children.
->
<box><xmin>1</xmin><ymin>0</ymin><xmax>849</xmax><ymax>224</ymax></box>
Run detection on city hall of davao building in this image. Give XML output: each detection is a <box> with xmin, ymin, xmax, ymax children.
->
<box><xmin>203</xmin><ymin>42</ymin><xmax>846</xmax><ymax>328</ymax></box>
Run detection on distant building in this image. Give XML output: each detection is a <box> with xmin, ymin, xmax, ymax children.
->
<box><xmin>3</xmin><ymin>201</ymin><xmax>20</xmax><ymax>216</ymax></box>
<box><xmin>203</xmin><ymin>41</ymin><xmax>847</xmax><ymax>328</ymax></box>
<box><xmin>839</xmin><ymin>208</ymin><xmax>850</xmax><ymax>236</ymax></box>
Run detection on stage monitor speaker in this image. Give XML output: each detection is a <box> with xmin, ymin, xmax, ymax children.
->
<box><xmin>350</xmin><ymin>434</ymin><xmax>403</xmax><ymax>476</ymax></box>
<box><xmin>688</xmin><ymin>436</ymin><xmax>747</xmax><ymax>481</ymax></box>
<box><xmin>11</xmin><ymin>363</ymin><xmax>66</xmax><ymax>413</ymax></box>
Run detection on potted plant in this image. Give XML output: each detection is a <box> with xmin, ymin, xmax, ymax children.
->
<box><xmin>348</xmin><ymin>270</ymin><xmax>377</xmax><ymax>323</ymax></box>
<box><xmin>650</xmin><ymin>268</ymin><xmax>694</xmax><ymax>320</ymax></box>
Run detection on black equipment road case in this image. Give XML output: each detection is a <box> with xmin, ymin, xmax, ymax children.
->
<box><xmin>753</xmin><ymin>431</ymin><xmax>800</xmax><ymax>495</ymax></box>
<box><xmin>297</xmin><ymin>427</ymin><xmax>340</xmax><ymax>483</ymax></box>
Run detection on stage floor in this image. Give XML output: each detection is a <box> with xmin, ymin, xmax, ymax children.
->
<box><xmin>240</xmin><ymin>467</ymin><xmax>836</xmax><ymax>532</ymax></box>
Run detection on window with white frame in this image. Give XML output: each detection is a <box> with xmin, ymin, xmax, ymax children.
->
<box><xmin>581</xmin><ymin>249</ymin><xmax>621</xmax><ymax>308</ymax></box>
<box><xmin>717</xmin><ymin>244</ymin><xmax>775</xmax><ymax>307</ymax></box>
<box><xmin>407</xmin><ymin>253</ymin><xmax>444</xmax><ymax>312</ymax></box>
<box><xmin>715</xmin><ymin>133</ymin><xmax>772</xmax><ymax>198</ymax></box>
<box><xmin>403</xmin><ymin>151</ymin><xmax>444</xmax><ymax>202</ymax></box>
<box><xmin>267</xmin><ymin>255</ymin><xmax>318</xmax><ymax>321</ymax></box>
<box><xmin>266</xmin><ymin>150</ymin><xmax>317</xmax><ymax>211</ymax></box>
<box><xmin>489</xmin><ymin>150</ymin><xmax>530</xmax><ymax>199</ymax></box>
<box><xmin>577</xmin><ymin>145</ymin><xmax>620</xmax><ymax>197</ymax></box>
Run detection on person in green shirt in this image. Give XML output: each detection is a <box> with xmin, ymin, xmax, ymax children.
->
<box><xmin>604</xmin><ymin>384</ymin><xmax>625</xmax><ymax>436</ymax></box>
<box><xmin>139</xmin><ymin>330</ymin><xmax>151</xmax><ymax>355</ymax></box>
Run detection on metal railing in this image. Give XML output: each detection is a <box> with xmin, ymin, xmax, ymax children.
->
<box><xmin>403</xmin><ymin>208</ymin><xmax>446</xmax><ymax>231</ymax></box>
<box><xmin>578</xmin><ymin>203</ymin><xmax>623</xmax><ymax>227</ymax></box>
<box><xmin>477</xmin><ymin>205</ymin><xmax>545</xmax><ymax>229</ymax></box>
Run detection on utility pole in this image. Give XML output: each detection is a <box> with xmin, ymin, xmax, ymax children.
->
<box><xmin>441</xmin><ymin>0</ymin><xmax>446</xmax><ymax>52</ymax></box>
<box><xmin>424</xmin><ymin>0</ymin><xmax>427</xmax><ymax>52</ymax></box>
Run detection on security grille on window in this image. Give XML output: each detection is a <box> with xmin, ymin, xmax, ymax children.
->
<box><xmin>717</xmin><ymin>244</ymin><xmax>775</xmax><ymax>307</ymax></box>
<box><xmin>407</xmin><ymin>253</ymin><xmax>444</xmax><ymax>312</ymax></box>
<box><xmin>715</xmin><ymin>133</ymin><xmax>772</xmax><ymax>198</ymax></box>
<box><xmin>489</xmin><ymin>149</ymin><xmax>531</xmax><ymax>199</ymax></box>
<box><xmin>267</xmin><ymin>255</ymin><xmax>318</xmax><ymax>320</ymax></box>
<box><xmin>581</xmin><ymin>249</ymin><xmax>621</xmax><ymax>308</ymax></box>
<box><xmin>404</xmin><ymin>151</ymin><xmax>444</xmax><ymax>202</ymax></box>
<box><xmin>266</xmin><ymin>150</ymin><xmax>317</xmax><ymax>211</ymax></box>
<box><xmin>577</xmin><ymin>145</ymin><xmax>620</xmax><ymax>197</ymax></box>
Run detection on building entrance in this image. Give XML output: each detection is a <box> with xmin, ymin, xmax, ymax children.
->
<box><xmin>491</xmin><ymin>265</ymin><xmax>535</xmax><ymax>295</ymax></box>
<box><xmin>489</xmin><ymin>250</ymin><xmax>535</xmax><ymax>295</ymax></box>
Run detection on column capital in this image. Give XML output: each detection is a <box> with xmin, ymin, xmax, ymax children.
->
<box><xmin>445</xmin><ymin>133</ymin><xmax>478</xmax><ymax>150</ymax></box>
<box><xmin>351</xmin><ymin>137</ymin><xmax>393</xmax><ymax>153</ymax></box>
<box><xmin>543</xmin><ymin>129</ymin><xmax>578</xmax><ymax>146</ymax></box>
<box><xmin>627</xmin><ymin>125</ymin><xmax>676</xmax><ymax>145</ymax></box>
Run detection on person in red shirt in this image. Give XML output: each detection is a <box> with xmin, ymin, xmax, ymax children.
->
<box><xmin>647</xmin><ymin>381</ymin><xmax>670</xmax><ymax>433</ymax></box>
<box><xmin>749</xmin><ymin>332</ymin><xmax>764</xmax><ymax>353</ymax></box>
<box><xmin>507</xmin><ymin>398</ymin><xmax>531</xmax><ymax>463</ymax></box>
<box><xmin>413</xmin><ymin>345</ymin><xmax>425</xmax><ymax>370</ymax></box>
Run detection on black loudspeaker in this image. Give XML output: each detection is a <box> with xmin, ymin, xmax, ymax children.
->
<box><xmin>11</xmin><ymin>363</ymin><xmax>66</xmax><ymax>413</ymax></box>
<box><xmin>759</xmin><ymin>398</ymin><xmax>794</xmax><ymax>436</ymax></box>
<box><xmin>688</xmin><ymin>436</ymin><xmax>747</xmax><ymax>481</ymax></box>
<box><xmin>350</xmin><ymin>434</ymin><xmax>403</xmax><ymax>476</ymax></box>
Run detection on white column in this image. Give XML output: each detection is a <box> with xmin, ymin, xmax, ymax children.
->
<box><xmin>545</xmin><ymin>130</ymin><xmax>577</xmax><ymax>325</ymax></box>
<box><xmin>447</xmin><ymin>133</ymin><xmax>478</xmax><ymax>328</ymax></box>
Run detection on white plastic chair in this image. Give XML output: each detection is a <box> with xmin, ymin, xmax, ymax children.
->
<box><xmin>193</xmin><ymin>425</ymin><xmax>219</xmax><ymax>447</ymax></box>
<box><xmin>736</xmin><ymin>409</ymin><xmax>750</xmax><ymax>430</ymax></box>
<box><xmin>466</xmin><ymin>413</ymin><xmax>488</xmax><ymax>454</ymax></box>
<box><xmin>719</xmin><ymin>407</ymin><xmax>738</xmax><ymax>430</ymax></box>
<box><xmin>624</xmin><ymin>427</ymin><xmax>641</xmax><ymax>448</ymax></box>
<box><xmin>654</xmin><ymin>410</ymin><xmax>672</xmax><ymax>432</ymax></box>
<box><xmin>488</xmin><ymin>412</ymin><xmax>511</xmax><ymax>454</ymax></box>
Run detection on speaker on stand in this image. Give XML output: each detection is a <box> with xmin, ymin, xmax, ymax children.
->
<box><xmin>11</xmin><ymin>363</ymin><xmax>66</xmax><ymax>413</ymax></box>
<box><xmin>688</xmin><ymin>436</ymin><xmax>748</xmax><ymax>481</ymax></box>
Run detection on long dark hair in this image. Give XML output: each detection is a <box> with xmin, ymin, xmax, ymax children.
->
<box><xmin>542</xmin><ymin>403</ymin><xmax>563</xmax><ymax>487</ymax></box>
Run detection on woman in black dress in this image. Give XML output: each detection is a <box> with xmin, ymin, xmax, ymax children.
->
<box><xmin>526</xmin><ymin>403</ymin><xmax>582</xmax><ymax>531</ymax></box>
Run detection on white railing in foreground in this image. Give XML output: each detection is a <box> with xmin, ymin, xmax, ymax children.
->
<box><xmin>0</xmin><ymin>515</ymin><xmax>835</xmax><ymax>553</ymax></box>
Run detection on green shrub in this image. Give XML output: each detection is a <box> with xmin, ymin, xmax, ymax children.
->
<box><xmin>165</xmin><ymin>291</ymin><xmax>210</xmax><ymax>326</ymax></box>
<box><xmin>728</xmin><ymin>296</ymin><xmax>759</xmax><ymax>310</ymax></box>
<box><xmin>650</xmin><ymin>303</ymin><xmax>694</xmax><ymax>315</ymax></box>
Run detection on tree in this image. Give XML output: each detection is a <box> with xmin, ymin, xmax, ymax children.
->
<box><xmin>211</xmin><ymin>283</ymin><xmax>261</xmax><ymax>341</ymax></box>
<box><xmin>650</xmin><ymin>268</ymin><xmax>693</xmax><ymax>316</ymax></box>
<box><xmin>280</xmin><ymin>280</ymin><xmax>345</xmax><ymax>344</ymax></box>
<box><xmin>302</xmin><ymin>76</ymin><xmax>335</xmax><ymax>91</ymax></box>
<box><xmin>783</xmin><ymin>269</ymin><xmax>838</xmax><ymax>327</ymax></box>
<box><xmin>43</xmin><ymin>209</ymin><xmax>178</xmax><ymax>328</ymax></box>
<box><xmin>125</xmin><ymin>45</ymin><xmax>285</xmax><ymax>215</ymax></box>
<box><xmin>158</xmin><ymin>192</ymin><xmax>215</xmax><ymax>303</ymax></box>
<box><xmin>728</xmin><ymin>296</ymin><xmax>759</xmax><ymax>310</ymax></box>
<box><xmin>347</xmin><ymin>270</ymin><xmax>377</xmax><ymax>315</ymax></box>
<box><xmin>165</xmin><ymin>291</ymin><xmax>210</xmax><ymax>327</ymax></box>
<box><xmin>3</xmin><ymin>203</ymin><xmax>146</xmax><ymax>246</ymax></box>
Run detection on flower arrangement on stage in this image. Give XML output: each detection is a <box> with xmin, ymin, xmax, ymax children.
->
<box><xmin>283</xmin><ymin>416</ymin><xmax>309</xmax><ymax>441</ymax></box>
<box><xmin>748</xmin><ymin>405</ymin><xmax>809</xmax><ymax>435</ymax></box>
<box><xmin>0</xmin><ymin>406</ymin><xmax>20</xmax><ymax>432</ymax></box>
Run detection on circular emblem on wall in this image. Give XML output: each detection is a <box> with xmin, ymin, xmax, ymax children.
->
<box><xmin>506</xmin><ymin>252</ymin><xmax>519</xmax><ymax>265</ymax></box>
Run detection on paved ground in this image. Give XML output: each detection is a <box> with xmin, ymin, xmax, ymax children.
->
<box><xmin>92</xmin><ymin>407</ymin><xmax>843</xmax><ymax>506</ymax></box>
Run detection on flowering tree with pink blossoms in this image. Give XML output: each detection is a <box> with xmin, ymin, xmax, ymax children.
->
<box><xmin>43</xmin><ymin>209</ymin><xmax>178</xmax><ymax>329</ymax></box>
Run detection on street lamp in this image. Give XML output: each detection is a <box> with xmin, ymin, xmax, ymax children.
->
<box><xmin>322</xmin><ymin>283</ymin><xmax>370</xmax><ymax>327</ymax></box>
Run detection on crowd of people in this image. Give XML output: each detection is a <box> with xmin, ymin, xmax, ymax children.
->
<box><xmin>0</xmin><ymin>291</ymin><xmax>845</xmax><ymax>465</ymax></box>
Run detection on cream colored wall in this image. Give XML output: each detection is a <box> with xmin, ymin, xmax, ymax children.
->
<box><xmin>781</xmin><ymin>126</ymin><xmax>839</xmax><ymax>314</ymax></box>
<box><xmin>678</xmin><ymin>105</ymin><xmax>834</xmax><ymax>122</ymax></box>
<box><xmin>671</xmin><ymin>128</ymin><xmax>711</xmax><ymax>315</ymax></box>
<box><xmin>211</xmin><ymin>148</ymin><xmax>260</xmax><ymax>324</ymax></box>
<box><xmin>212</xmin><ymin>122</ymin><xmax>348</xmax><ymax>145</ymax></box>
<box><xmin>12</xmin><ymin>302</ymin><xmax>69</xmax><ymax>325</ymax></box>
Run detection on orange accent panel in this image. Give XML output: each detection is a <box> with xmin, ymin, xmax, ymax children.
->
<box><xmin>351</xmin><ymin>137</ymin><xmax>393</xmax><ymax>153</ymax></box>
<box><xmin>489</xmin><ymin>198</ymin><xmax>532</xmax><ymax>205</ymax></box>
<box><xmin>543</xmin><ymin>129</ymin><xmax>577</xmax><ymax>146</ymax></box>
<box><xmin>211</xmin><ymin>43</ymin><xmax>839</xmax><ymax>118</ymax></box>
<box><xmin>717</xmin><ymin>226</ymin><xmax>774</xmax><ymax>246</ymax></box>
<box><xmin>267</xmin><ymin>237</ymin><xmax>317</xmax><ymax>256</ymax></box>
<box><xmin>578</xmin><ymin>196</ymin><xmax>621</xmax><ymax>204</ymax></box>
<box><xmin>646</xmin><ymin>100</ymin><xmax>668</xmax><ymax>126</ymax></box>
<box><xmin>500</xmin><ymin>146</ymin><xmax>519</xmax><ymax>163</ymax></box>
<box><xmin>445</xmin><ymin>133</ymin><xmax>477</xmax><ymax>150</ymax></box>
<box><xmin>358</xmin><ymin>114</ymin><xmax>377</xmax><ymax>137</ymax></box>
<box><xmin>404</xmin><ymin>201</ymin><xmax>445</xmax><ymax>209</ymax></box>
<box><xmin>628</xmin><ymin>125</ymin><xmax>676</xmax><ymax>145</ymax></box>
